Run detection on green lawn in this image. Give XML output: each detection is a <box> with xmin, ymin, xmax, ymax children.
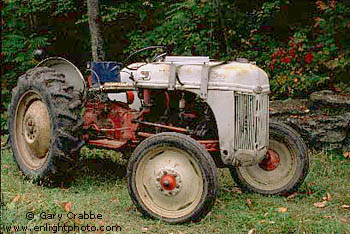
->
<box><xmin>1</xmin><ymin>146</ymin><xmax>349</xmax><ymax>234</ymax></box>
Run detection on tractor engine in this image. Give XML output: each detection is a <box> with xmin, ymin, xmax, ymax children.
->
<box><xmin>82</xmin><ymin>88</ymin><xmax>219</xmax><ymax>153</ymax></box>
<box><xmin>83</xmin><ymin>92</ymin><xmax>138</xmax><ymax>144</ymax></box>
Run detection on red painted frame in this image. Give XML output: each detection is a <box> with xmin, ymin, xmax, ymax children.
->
<box><xmin>83</xmin><ymin>85</ymin><xmax>220</xmax><ymax>152</ymax></box>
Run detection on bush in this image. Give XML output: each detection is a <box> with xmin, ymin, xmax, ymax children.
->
<box><xmin>2</xmin><ymin>0</ymin><xmax>349</xmax><ymax>109</ymax></box>
<box><xmin>234</xmin><ymin>0</ymin><xmax>350</xmax><ymax>98</ymax></box>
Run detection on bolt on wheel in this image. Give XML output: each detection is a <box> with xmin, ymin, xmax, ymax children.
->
<box><xmin>127</xmin><ymin>132</ymin><xmax>218</xmax><ymax>223</ymax></box>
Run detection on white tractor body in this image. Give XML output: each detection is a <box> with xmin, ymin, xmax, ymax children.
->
<box><xmin>119</xmin><ymin>56</ymin><xmax>270</xmax><ymax>166</ymax></box>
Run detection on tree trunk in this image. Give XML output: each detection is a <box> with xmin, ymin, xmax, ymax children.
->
<box><xmin>87</xmin><ymin>0</ymin><xmax>105</xmax><ymax>61</ymax></box>
<box><xmin>215</xmin><ymin>0</ymin><xmax>231</xmax><ymax>56</ymax></box>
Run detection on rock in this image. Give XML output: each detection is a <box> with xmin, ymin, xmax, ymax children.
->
<box><xmin>270</xmin><ymin>91</ymin><xmax>350</xmax><ymax>152</ymax></box>
<box><xmin>309</xmin><ymin>90</ymin><xmax>350</xmax><ymax>113</ymax></box>
<box><xmin>269</xmin><ymin>99</ymin><xmax>309</xmax><ymax>116</ymax></box>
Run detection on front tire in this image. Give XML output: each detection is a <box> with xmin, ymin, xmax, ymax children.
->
<box><xmin>127</xmin><ymin>132</ymin><xmax>218</xmax><ymax>223</ymax></box>
<box><xmin>230</xmin><ymin>122</ymin><xmax>309</xmax><ymax>195</ymax></box>
<box><xmin>8</xmin><ymin>67</ymin><xmax>84</xmax><ymax>184</ymax></box>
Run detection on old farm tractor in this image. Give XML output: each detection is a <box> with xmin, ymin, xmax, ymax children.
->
<box><xmin>9</xmin><ymin>47</ymin><xmax>309</xmax><ymax>223</ymax></box>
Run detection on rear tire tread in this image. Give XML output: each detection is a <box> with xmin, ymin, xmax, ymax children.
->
<box><xmin>8</xmin><ymin>67</ymin><xmax>85</xmax><ymax>185</ymax></box>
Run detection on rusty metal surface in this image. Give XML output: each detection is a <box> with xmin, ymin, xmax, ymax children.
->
<box><xmin>259</xmin><ymin>149</ymin><xmax>280</xmax><ymax>171</ymax></box>
<box><xmin>83</xmin><ymin>98</ymin><xmax>139</xmax><ymax>144</ymax></box>
<box><xmin>133</xmin><ymin>120</ymin><xmax>190</xmax><ymax>133</ymax></box>
<box><xmin>87</xmin><ymin>139</ymin><xmax>127</xmax><ymax>149</ymax></box>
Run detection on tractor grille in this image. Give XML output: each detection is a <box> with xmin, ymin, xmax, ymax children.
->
<box><xmin>234</xmin><ymin>92</ymin><xmax>269</xmax><ymax>151</ymax></box>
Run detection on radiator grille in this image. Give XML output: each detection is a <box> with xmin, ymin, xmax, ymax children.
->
<box><xmin>234</xmin><ymin>92</ymin><xmax>269</xmax><ymax>151</ymax></box>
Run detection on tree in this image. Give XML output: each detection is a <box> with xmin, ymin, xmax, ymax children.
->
<box><xmin>87</xmin><ymin>0</ymin><xmax>105</xmax><ymax>61</ymax></box>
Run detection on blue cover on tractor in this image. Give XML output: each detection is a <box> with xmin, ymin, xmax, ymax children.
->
<box><xmin>91</xmin><ymin>62</ymin><xmax>122</xmax><ymax>86</ymax></box>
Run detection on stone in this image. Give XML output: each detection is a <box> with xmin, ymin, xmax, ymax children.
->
<box><xmin>270</xmin><ymin>91</ymin><xmax>350</xmax><ymax>152</ymax></box>
<box><xmin>309</xmin><ymin>90</ymin><xmax>350</xmax><ymax>113</ymax></box>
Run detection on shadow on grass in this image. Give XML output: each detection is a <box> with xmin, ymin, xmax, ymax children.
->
<box><xmin>74</xmin><ymin>158</ymin><xmax>127</xmax><ymax>181</ymax></box>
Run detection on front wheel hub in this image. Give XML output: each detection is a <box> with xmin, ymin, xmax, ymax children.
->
<box><xmin>259</xmin><ymin>149</ymin><xmax>280</xmax><ymax>171</ymax></box>
<box><xmin>156</xmin><ymin>168</ymin><xmax>181</xmax><ymax>196</ymax></box>
<box><xmin>160</xmin><ymin>174</ymin><xmax>176</xmax><ymax>190</ymax></box>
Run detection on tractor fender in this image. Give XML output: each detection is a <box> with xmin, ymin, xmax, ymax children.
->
<box><xmin>36</xmin><ymin>57</ymin><xmax>86</xmax><ymax>94</ymax></box>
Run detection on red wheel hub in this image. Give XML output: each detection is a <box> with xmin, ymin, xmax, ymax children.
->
<box><xmin>160</xmin><ymin>174</ymin><xmax>176</xmax><ymax>190</ymax></box>
<box><xmin>259</xmin><ymin>149</ymin><xmax>280</xmax><ymax>171</ymax></box>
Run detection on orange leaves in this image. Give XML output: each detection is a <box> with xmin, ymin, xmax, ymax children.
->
<box><xmin>316</xmin><ymin>1</ymin><xmax>328</xmax><ymax>11</ymax></box>
<box><xmin>246</xmin><ymin>199</ymin><xmax>252</xmax><ymax>207</ymax></box>
<box><xmin>54</xmin><ymin>200</ymin><xmax>71</xmax><ymax>212</ymax></box>
<box><xmin>232</xmin><ymin>187</ymin><xmax>243</xmax><ymax>194</ymax></box>
<box><xmin>277</xmin><ymin>207</ymin><xmax>288</xmax><ymax>213</ymax></box>
<box><xmin>111</xmin><ymin>197</ymin><xmax>119</xmax><ymax>203</ymax></box>
<box><xmin>307</xmin><ymin>187</ymin><xmax>313</xmax><ymax>196</ymax></box>
<box><xmin>314</xmin><ymin>192</ymin><xmax>332</xmax><ymax>208</ymax></box>
<box><xmin>248</xmin><ymin>229</ymin><xmax>255</xmax><ymax>234</ymax></box>
<box><xmin>315</xmin><ymin>0</ymin><xmax>337</xmax><ymax>11</ymax></box>
<box><xmin>322</xmin><ymin>192</ymin><xmax>332</xmax><ymax>201</ymax></box>
<box><xmin>314</xmin><ymin>17</ymin><xmax>325</xmax><ymax>28</ymax></box>
<box><xmin>73</xmin><ymin>216</ymin><xmax>84</xmax><ymax>225</ymax></box>
<box><xmin>63</xmin><ymin>202</ymin><xmax>71</xmax><ymax>212</ymax></box>
<box><xmin>287</xmin><ymin>192</ymin><xmax>297</xmax><ymax>200</ymax></box>
<box><xmin>329</xmin><ymin>0</ymin><xmax>337</xmax><ymax>9</ymax></box>
<box><xmin>314</xmin><ymin>201</ymin><xmax>327</xmax><ymax>208</ymax></box>
<box><xmin>12</xmin><ymin>195</ymin><xmax>20</xmax><ymax>203</ymax></box>
<box><xmin>339</xmin><ymin>217</ymin><xmax>349</xmax><ymax>223</ymax></box>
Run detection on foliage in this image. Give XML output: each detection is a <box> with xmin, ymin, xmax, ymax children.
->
<box><xmin>124</xmin><ymin>0</ymin><xmax>350</xmax><ymax>98</ymax></box>
<box><xmin>2</xmin><ymin>0</ymin><xmax>53</xmax><ymax>108</ymax></box>
<box><xmin>127</xmin><ymin>1</ymin><xmax>218</xmax><ymax>58</ymax></box>
<box><xmin>2</xmin><ymin>0</ymin><xmax>350</xmax><ymax>111</ymax></box>
<box><xmin>233</xmin><ymin>0</ymin><xmax>350</xmax><ymax>98</ymax></box>
<box><xmin>2</xmin><ymin>1</ymin><xmax>52</xmax><ymax>135</ymax></box>
<box><xmin>126</xmin><ymin>0</ymin><xmax>248</xmax><ymax>59</ymax></box>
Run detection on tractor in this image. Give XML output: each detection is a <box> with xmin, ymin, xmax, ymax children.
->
<box><xmin>8</xmin><ymin>47</ymin><xmax>309</xmax><ymax>223</ymax></box>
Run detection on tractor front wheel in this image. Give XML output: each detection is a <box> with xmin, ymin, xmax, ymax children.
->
<box><xmin>230</xmin><ymin>122</ymin><xmax>309</xmax><ymax>195</ymax></box>
<box><xmin>127</xmin><ymin>132</ymin><xmax>218</xmax><ymax>223</ymax></box>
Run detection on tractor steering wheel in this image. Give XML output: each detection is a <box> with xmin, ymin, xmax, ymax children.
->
<box><xmin>123</xmin><ymin>46</ymin><xmax>168</xmax><ymax>70</ymax></box>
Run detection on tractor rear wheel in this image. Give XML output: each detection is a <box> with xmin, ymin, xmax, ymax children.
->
<box><xmin>230</xmin><ymin>122</ymin><xmax>309</xmax><ymax>195</ymax></box>
<box><xmin>127</xmin><ymin>132</ymin><xmax>218</xmax><ymax>223</ymax></box>
<box><xmin>8</xmin><ymin>67</ymin><xmax>84</xmax><ymax>184</ymax></box>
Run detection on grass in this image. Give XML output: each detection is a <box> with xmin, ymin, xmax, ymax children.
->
<box><xmin>1</xmin><ymin>146</ymin><xmax>350</xmax><ymax>234</ymax></box>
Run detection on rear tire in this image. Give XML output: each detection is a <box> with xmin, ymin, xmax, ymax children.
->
<box><xmin>8</xmin><ymin>67</ymin><xmax>84</xmax><ymax>185</ymax></box>
<box><xmin>230</xmin><ymin>122</ymin><xmax>309</xmax><ymax>195</ymax></box>
<box><xmin>127</xmin><ymin>132</ymin><xmax>218</xmax><ymax>223</ymax></box>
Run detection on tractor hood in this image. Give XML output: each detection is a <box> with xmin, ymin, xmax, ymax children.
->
<box><xmin>121</xmin><ymin>60</ymin><xmax>269</xmax><ymax>94</ymax></box>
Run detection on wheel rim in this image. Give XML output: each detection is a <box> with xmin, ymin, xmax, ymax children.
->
<box><xmin>237</xmin><ymin>139</ymin><xmax>296</xmax><ymax>191</ymax></box>
<box><xmin>135</xmin><ymin>146</ymin><xmax>203</xmax><ymax>219</ymax></box>
<box><xmin>14</xmin><ymin>91</ymin><xmax>52</xmax><ymax>170</ymax></box>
